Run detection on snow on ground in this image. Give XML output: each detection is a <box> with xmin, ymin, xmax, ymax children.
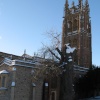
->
<box><xmin>80</xmin><ymin>96</ymin><xmax>100</xmax><ymax>100</ymax></box>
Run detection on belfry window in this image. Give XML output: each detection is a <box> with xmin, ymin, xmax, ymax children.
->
<box><xmin>68</xmin><ymin>21</ymin><xmax>72</xmax><ymax>32</ymax></box>
<box><xmin>68</xmin><ymin>23</ymin><xmax>70</xmax><ymax>28</ymax></box>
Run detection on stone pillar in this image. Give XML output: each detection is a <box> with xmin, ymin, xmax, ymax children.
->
<box><xmin>10</xmin><ymin>67</ymin><xmax>16</xmax><ymax>100</ymax></box>
<box><xmin>32</xmin><ymin>83</ymin><xmax>36</xmax><ymax>100</ymax></box>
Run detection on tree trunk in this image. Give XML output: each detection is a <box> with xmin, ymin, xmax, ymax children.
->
<box><xmin>59</xmin><ymin>63</ymin><xmax>74</xmax><ymax>100</ymax></box>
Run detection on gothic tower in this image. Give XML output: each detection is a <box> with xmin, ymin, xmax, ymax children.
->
<box><xmin>62</xmin><ymin>0</ymin><xmax>92</xmax><ymax>68</ymax></box>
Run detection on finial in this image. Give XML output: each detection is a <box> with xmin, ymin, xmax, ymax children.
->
<box><xmin>65</xmin><ymin>0</ymin><xmax>69</xmax><ymax>8</ymax></box>
<box><xmin>79</xmin><ymin>0</ymin><xmax>81</xmax><ymax>4</ymax></box>
<box><xmin>66</xmin><ymin>0</ymin><xmax>68</xmax><ymax>5</ymax></box>
<box><xmin>64</xmin><ymin>0</ymin><xmax>69</xmax><ymax>15</ymax></box>
<box><xmin>24</xmin><ymin>49</ymin><xmax>26</xmax><ymax>55</ymax></box>
<box><xmin>72</xmin><ymin>1</ymin><xmax>75</xmax><ymax>7</ymax></box>
<box><xmin>78</xmin><ymin>0</ymin><xmax>83</xmax><ymax>11</ymax></box>
<box><xmin>78</xmin><ymin>0</ymin><xmax>83</xmax><ymax>8</ymax></box>
<box><xmin>85</xmin><ymin>0</ymin><xmax>89</xmax><ymax>12</ymax></box>
<box><xmin>85</xmin><ymin>0</ymin><xmax>89</xmax><ymax>6</ymax></box>
<box><xmin>10</xmin><ymin>54</ymin><xmax>12</xmax><ymax>59</ymax></box>
<box><xmin>23</xmin><ymin>49</ymin><xmax>26</xmax><ymax>60</ymax></box>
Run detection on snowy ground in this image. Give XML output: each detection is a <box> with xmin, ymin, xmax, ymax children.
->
<box><xmin>80</xmin><ymin>96</ymin><xmax>100</xmax><ymax>100</ymax></box>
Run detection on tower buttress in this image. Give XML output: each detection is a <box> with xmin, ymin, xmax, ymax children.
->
<box><xmin>85</xmin><ymin>0</ymin><xmax>90</xmax><ymax>13</ymax></box>
<box><xmin>64</xmin><ymin>0</ymin><xmax>69</xmax><ymax>15</ymax></box>
<box><xmin>65</xmin><ymin>0</ymin><xmax>69</xmax><ymax>8</ymax></box>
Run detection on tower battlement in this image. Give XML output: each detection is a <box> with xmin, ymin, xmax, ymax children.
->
<box><xmin>64</xmin><ymin>0</ymin><xmax>89</xmax><ymax>16</ymax></box>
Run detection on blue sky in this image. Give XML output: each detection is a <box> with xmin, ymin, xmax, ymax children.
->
<box><xmin>0</xmin><ymin>0</ymin><xmax>100</xmax><ymax>66</ymax></box>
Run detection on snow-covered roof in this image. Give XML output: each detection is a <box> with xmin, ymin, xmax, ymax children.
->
<box><xmin>2</xmin><ymin>58</ymin><xmax>35</xmax><ymax>68</ymax></box>
<box><xmin>0</xmin><ymin>70</ymin><xmax>9</xmax><ymax>74</ymax></box>
<box><xmin>0</xmin><ymin>87</ymin><xmax>7</xmax><ymax>90</ymax></box>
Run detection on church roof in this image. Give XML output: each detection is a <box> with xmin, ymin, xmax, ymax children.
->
<box><xmin>0</xmin><ymin>70</ymin><xmax>9</xmax><ymax>74</ymax></box>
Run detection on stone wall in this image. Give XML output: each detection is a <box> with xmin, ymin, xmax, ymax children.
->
<box><xmin>0</xmin><ymin>64</ymin><xmax>12</xmax><ymax>100</ymax></box>
<box><xmin>14</xmin><ymin>66</ymin><xmax>33</xmax><ymax>100</ymax></box>
<box><xmin>0</xmin><ymin>63</ymin><xmax>44</xmax><ymax>100</ymax></box>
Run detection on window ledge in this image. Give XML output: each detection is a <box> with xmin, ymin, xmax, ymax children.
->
<box><xmin>0</xmin><ymin>87</ymin><xmax>7</xmax><ymax>90</ymax></box>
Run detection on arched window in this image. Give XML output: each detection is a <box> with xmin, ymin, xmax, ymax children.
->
<box><xmin>73</xmin><ymin>19</ymin><xmax>77</xmax><ymax>31</ymax></box>
<box><xmin>51</xmin><ymin>91</ymin><xmax>56</xmax><ymax>100</ymax></box>
<box><xmin>68</xmin><ymin>21</ymin><xmax>72</xmax><ymax>32</ymax></box>
<box><xmin>51</xmin><ymin>92</ymin><xmax>55</xmax><ymax>100</ymax></box>
<box><xmin>0</xmin><ymin>70</ymin><xmax>9</xmax><ymax>88</ymax></box>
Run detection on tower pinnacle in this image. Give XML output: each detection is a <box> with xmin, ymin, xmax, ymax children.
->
<box><xmin>64</xmin><ymin>0</ymin><xmax>69</xmax><ymax>15</ymax></box>
<box><xmin>85</xmin><ymin>0</ymin><xmax>89</xmax><ymax>6</ymax></box>
<box><xmin>85</xmin><ymin>0</ymin><xmax>89</xmax><ymax>12</ymax></box>
<box><xmin>65</xmin><ymin>0</ymin><xmax>69</xmax><ymax>7</ymax></box>
<box><xmin>72</xmin><ymin>1</ymin><xmax>75</xmax><ymax>7</ymax></box>
<box><xmin>78</xmin><ymin>0</ymin><xmax>83</xmax><ymax>9</ymax></box>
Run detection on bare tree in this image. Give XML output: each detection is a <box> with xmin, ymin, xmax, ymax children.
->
<box><xmin>33</xmin><ymin>30</ymin><xmax>76</xmax><ymax>100</ymax></box>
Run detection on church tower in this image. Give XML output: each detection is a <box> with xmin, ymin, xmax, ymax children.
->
<box><xmin>62</xmin><ymin>0</ymin><xmax>92</xmax><ymax>68</ymax></box>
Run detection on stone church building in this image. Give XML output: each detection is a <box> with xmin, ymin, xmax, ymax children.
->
<box><xmin>0</xmin><ymin>0</ymin><xmax>91</xmax><ymax>100</ymax></box>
